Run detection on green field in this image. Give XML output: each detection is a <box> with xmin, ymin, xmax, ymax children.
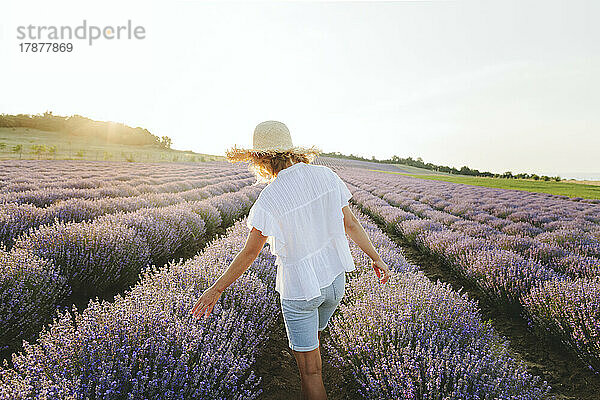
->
<box><xmin>370</xmin><ymin>169</ymin><xmax>600</xmax><ymax>200</ymax></box>
<box><xmin>0</xmin><ymin>127</ymin><xmax>223</xmax><ymax>163</ymax></box>
<box><xmin>391</xmin><ymin>163</ymin><xmax>450</xmax><ymax>175</ymax></box>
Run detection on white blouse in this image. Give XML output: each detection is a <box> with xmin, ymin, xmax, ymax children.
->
<box><xmin>246</xmin><ymin>162</ymin><xmax>356</xmax><ymax>300</ymax></box>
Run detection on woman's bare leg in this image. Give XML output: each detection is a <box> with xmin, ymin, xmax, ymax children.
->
<box><xmin>292</xmin><ymin>333</ymin><xmax>326</xmax><ymax>400</ymax></box>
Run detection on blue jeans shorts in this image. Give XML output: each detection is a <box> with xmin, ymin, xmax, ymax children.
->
<box><xmin>280</xmin><ymin>271</ymin><xmax>346</xmax><ymax>352</ymax></box>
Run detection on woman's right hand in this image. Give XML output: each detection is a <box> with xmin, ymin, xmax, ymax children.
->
<box><xmin>372</xmin><ymin>259</ymin><xmax>392</xmax><ymax>284</ymax></box>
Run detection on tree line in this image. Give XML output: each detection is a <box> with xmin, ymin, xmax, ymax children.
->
<box><xmin>322</xmin><ymin>152</ymin><xmax>561</xmax><ymax>182</ymax></box>
<box><xmin>0</xmin><ymin>112</ymin><xmax>172</xmax><ymax>149</ymax></box>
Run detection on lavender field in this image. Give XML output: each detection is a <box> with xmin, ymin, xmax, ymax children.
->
<box><xmin>1</xmin><ymin>159</ymin><xmax>599</xmax><ymax>399</ymax></box>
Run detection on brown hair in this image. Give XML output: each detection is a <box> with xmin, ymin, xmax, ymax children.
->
<box><xmin>226</xmin><ymin>146</ymin><xmax>320</xmax><ymax>182</ymax></box>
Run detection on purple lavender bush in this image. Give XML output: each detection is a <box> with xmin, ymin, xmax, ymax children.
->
<box><xmin>99</xmin><ymin>204</ymin><xmax>207</xmax><ymax>266</ymax></box>
<box><xmin>1</xmin><ymin>185</ymin><xmax>261</xmax><ymax>367</ymax></box>
<box><xmin>325</xmin><ymin>208</ymin><xmax>552</xmax><ymax>399</ymax></box>
<box><xmin>13</xmin><ymin>220</ymin><xmax>151</xmax><ymax>297</ymax></box>
<box><xmin>0</xmin><ymin>162</ymin><xmax>252</xmax><ymax>207</ymax></box>
<box><xmin>537</xmin><ymin>229</ymin><xmax>600</xmax><ymax>259</ymax></box>
<box><xmin>336</xmin><ymin>167</ymin><xmax>600</xmax><ymax>373</ymax></box>
<box><xmin>208</xmin><ymin>190</ymin><xmax>254</xmax><ymax>227</ymax></box>
<box><xmin>466</xmin><ymin>249</ymin><xmax>557</xmax><ymax>310</ymax></box>
<box><xmin>326</xmin><ymin>270</ymin><xmax>552</xmax><ymax>399</ymax></box>
<box><xmin>0</xmin><ymin>249</ymin><xmax>69</xmax><ymax>356</ymax></box>
<box><xmin>186</xmin><ymin>201</ymin><xmax>222</xmax><ymax>236</ymax></box>
<box><xmin>523</xmin><ymin>276</ymin><xmax>600</xmax><ymax>373</ymax></box>
<box><xmin>0</xmin><ymin>177</ymin><xmax>253</xmax><ymax>250</ymax></box>
<box><xmin>0</xmin><ymin>220</ymin><xmax>280</xmax><ymax>400</ymax></box>
<box><xmin>0</xmin><ymin>203</ymin><xmax>45</xmax><ymax>249</ymax></box>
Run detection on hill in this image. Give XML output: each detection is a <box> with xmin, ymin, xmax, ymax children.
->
<box><xmin>0</xmin><ymin>127</ymin><xmax>221</xmax><ymax>163</ymax></box>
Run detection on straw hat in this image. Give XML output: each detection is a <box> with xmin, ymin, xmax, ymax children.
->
<box><xmin>226</xmin><ymin>121</ymin><xmax>321</xmax><ymax>161</ymax></box>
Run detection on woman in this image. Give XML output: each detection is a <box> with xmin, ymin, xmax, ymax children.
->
<box><xmin>191</xmin><ymin>120</ymin><xmax>391</xmax><ymax>400</ymax></box>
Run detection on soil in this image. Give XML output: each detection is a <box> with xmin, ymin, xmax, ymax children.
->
<box><xmin>255</xmin><ymin>313</ymin><xmax>352</xmax><ymax>400</ymax></box>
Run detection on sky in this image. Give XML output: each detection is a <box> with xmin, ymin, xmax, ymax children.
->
<box><xmin>1</xmin><ymin>0</ymin><xmax>598</xmax><ymax>178</ymax></box>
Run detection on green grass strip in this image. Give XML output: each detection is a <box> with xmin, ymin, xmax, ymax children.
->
<box><xmin>368</xmin><ymin>169</ymin><xmax>600</xmax><ymax>200</ymax></box>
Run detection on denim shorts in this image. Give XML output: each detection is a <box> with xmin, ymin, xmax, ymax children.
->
<box><xmin>280</xmin><ymin>271</ymin><xmax>346</xmax><ymax>352</ymax></box>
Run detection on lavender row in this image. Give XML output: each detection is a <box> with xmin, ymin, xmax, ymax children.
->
<box><xmin>324</xmin><ymin>206</ymin><xmax>552</xmax><ymax>399</ymax></box>
<box><xmin>342</xmin><ymin>171</ymin><xmax>600</xmax><ymax>277</ymax></box>
<box><xmin>361</xmin><ymin>186</ymin><xmax>600</xmax><ymax>373</ymax></box>
<box><xmin>0</xmin><ymin>160</ymin><xmax>241</xmax><ymax>189</ymax></box>
<box><xmin>384</xmin><ymin>184</ymin><xmax>600</xmax><ymax>258</ymax></box>
<box><xmin>1</xmin><ymin>185</ymin><xmax>262</xmax><ymax>359</ymax></box>
<box><xmin>348</xmin><ymin>181</ymin><xmax>600</xmax><ymax>373</ymax></box>
<box><xmin>314</xmin><ymin>155</ymin><xmax>428</xmax><ymax>174</ymax></box>
<box><xmin>0</xmin><ymin>249</ymin><xmax>69</xmax><ymax>356</ymax></box>
<box><xmin>0</xmin><ymin>202</ymin><xmax>552</xmax><ymax>399</ymax></box>
<box><xmin>0</xmin><ymin>219</ymin><xmax>280</xmax><ymax>399</ymax></box>
<box><xmin>0</xmin><ymin>170</ymin><xmax>252</xmax><ymax>207</ymax></box>
<box><xmin>522</xmin><ymin>277</ymin><xmax>600</xmax><ymax>372</ymax></box>
<box><xmin>375</xmin><ymin>178</ymin><xmax>600</xmax><ymax>260</ymax></box>
<box><xmin>381</xmin><ymin>189</ymin><xmax>600</xmax><ymax>278</ymax></box>
<box><xmin>0</xmin><ymin>166</ymin><xmax>244</xmax><ymax>193</ymax></box>
<box><xmin>0</xmin><ymin>171</ymin><xmax>247</xmax><ymax>207</ymax></box>
<box><xmin>348</xmin><ymin>184</ymin><xmax>558</xmax><ymax>309</ymax></box>
<box><xmin>340</xmin><ymin>169</ymin><xmax>600</xmax><ymax>229</ymax></box>
<box><xmin>12</xmin><ymin>185</ymin><xmax>261</xmax><ymax>298</ymax></box>
<box><xmin>0</xmin><ymin>177</ymin><xmax>254</xmax><ymax>249</ymax></box>
<box><xmin>0</xmin><ymin>161</ymin><xmax>244</xmax><ymax>187</ymax></box>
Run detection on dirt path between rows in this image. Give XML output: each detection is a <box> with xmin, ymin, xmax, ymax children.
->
<box><xmin>394</xmin><ymin>234</ymin><xmax>600</xmax><ymax>400</ymax></box>
<box><xmin>255</xmin><ymin>313</ymin><xmax>351</xmax><ymax>400</ymax></box>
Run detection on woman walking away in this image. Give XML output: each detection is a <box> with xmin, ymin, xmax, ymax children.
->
<box><xmin>191</xmin><ymin>121</ymin><xmax>392</xmax><ymax>400</ymax></box>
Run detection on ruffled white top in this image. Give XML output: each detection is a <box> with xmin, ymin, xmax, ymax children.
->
<box><xmin>246</xmin><ymin>162</ymin><xmax>356</xmax><ymax>300</ymax></box>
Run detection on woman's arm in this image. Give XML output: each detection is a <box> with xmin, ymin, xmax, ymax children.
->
<box><xmin>342</xmin><ymin>205</ymin><xmax>392</xmax><ymax>283</ymax></box>
<box><xmin>212</xmin><ymin>227</ymin><xmax>268</xmax><ymax>292</ymax></box>
<box><xmin>191</xmin><ymin>227</ymin><xmax>267</xmax><ymax>319</ymax></box>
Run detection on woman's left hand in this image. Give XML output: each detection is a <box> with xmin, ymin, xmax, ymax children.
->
<box><xmin>191</xmin><ymin>286</ymin><xmax>223</xmax><ymax>320</ymax></box>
